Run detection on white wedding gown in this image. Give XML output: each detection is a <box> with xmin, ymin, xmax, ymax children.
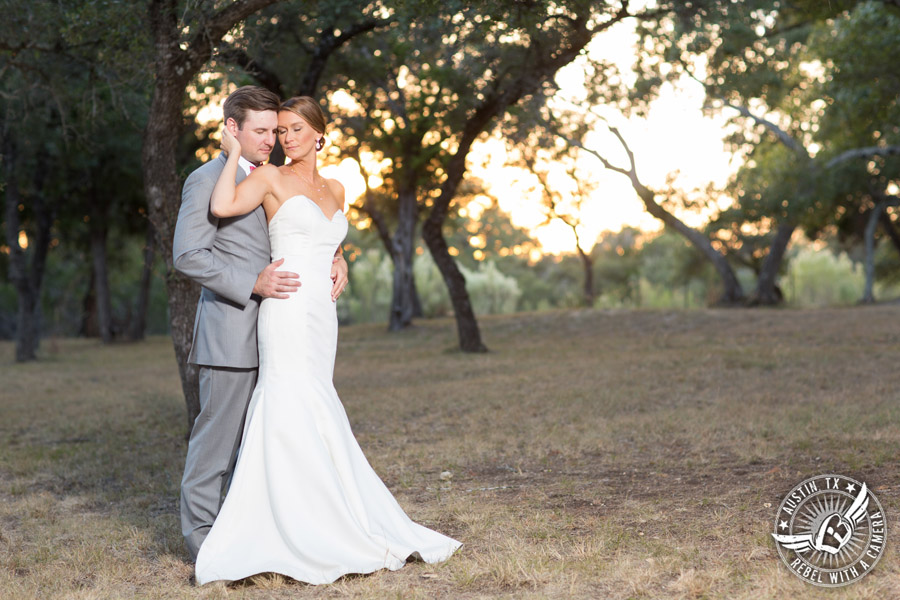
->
<box><xmin>195</xmin><ymin>196</ymin><xmax>461</xmax><ymax>585</ymax></box>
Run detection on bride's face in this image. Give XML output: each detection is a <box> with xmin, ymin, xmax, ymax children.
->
<box><xmin>277</xmin><ymin>111</ymin><xmax>321</xmax><ymax>160</ymax></box>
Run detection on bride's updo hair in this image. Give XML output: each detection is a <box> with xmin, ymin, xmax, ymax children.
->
<box><xmin>280</xmin><ymin>96</ymin><xmax>327</xmax><ymax>151</ymax></box>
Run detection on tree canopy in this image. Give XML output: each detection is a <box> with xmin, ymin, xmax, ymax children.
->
<box><xmin>2</xmin><ymin>0</ymin><xmax>898</xmax><ymax>422</ymax></box>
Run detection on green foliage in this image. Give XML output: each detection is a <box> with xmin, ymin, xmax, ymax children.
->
<box><xmin>641</xmin><ymin>232</ymin><xmax>705</xmax><ymax>290</ymax></box>
<box><xmin>784</xmin><ymin>245</ymin><xmax>864</xmax><ymax>306</ymax></box>
<box><xmin>413</xmin><ymin>251</ymin><xmax>452</xmax><ymax>317</ymax></box>
<box><xmin>461</xmin><ymin>260</ymin><xmax>521</xmax><ymax>316</ymax></box>
<box><xmin>339</xmin><ymin>249</ymin><xmax>394</xmax><ymax>324</ymax></box>
<box><xmin>805</xmin><ymin>2</ymin><xmax>900</xmax><ymax>239</ymax></box>
<box><xmin>636</xmin><ymin>277</ymin><xmax>708</xmax><ymax>309</ymax></box>
<box><xmin>1</xmin><ymin>0</ymin><xmax>154</xmax><ymax>342</ymax></box>
<box><xmin>232</xmin><ymin>0</ymin><xmax>391</xmax><ymax>97</ymax></box>
<box><xmin>341</xmin><ymin>247</ymin><xmax>522</xmax><ymax>323</ymax></box>
<box><xmin>7</xmin><ymin>0</ymin><xmax>900</xmax><ymax>341</ymax></box>
<box><xmin>627</xmin><ymin>231</ymin><xmax>719</xmax><ymax>308</ymax></box>
<box><xmin>874</xmin><ymin>231</ymin><xmax>900</xmax><ymax>290</ymax></box>
<box><xmin>592</xmin><ymin>227</ymin><xmax>642</xmax><ymax>306</ymax></box>
<box><xmin>812</xmin><ymin>2</ymin><xmax>900</xmax><ymax>146</ymax></box>
<box><xmin>643</xmin><ymin>0</ymin><xmax>900</xmax><ymax>259</ymax></box>
<box><xmin>0</xmin><ymin>230</ymin><xmax>169</xmax><ymax>340</ymax></box>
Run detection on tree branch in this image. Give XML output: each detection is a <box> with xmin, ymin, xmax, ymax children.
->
<box><xmin>334</xmin><ymin>16</ymin><xmax>393</xmax><ymax>48</ymax></box>
<box><xmin>826</xmin><ymin>145</ymin><xmax>900</xmax><ymax>169</ymax></box>
<box><xmin>522</xmin><ymin>152</ymin><xmax>571</xmax><ymax>227</ymax></box>
<box><xmin>561</xmin><ymin>133</ymin><xmax>631</xmax><ymax>179</ymax></box>
<box><xmin>217</xmin><ymin>45</ymin><xmax>284</xmax><ymax>95</ymax></box>
<box><xmin>709</xmin><ymin>97</ymin><xmax>806</xmax><ymax>157</ymax></box>
<box><xmin>679</xmin><ymin>62</ymin><xmax>807</xmax><ymax>158</ymax></box>
<box><xmin>184</xmin><ymin>0</ymin><xmax>282</xmax><ymax>73</ymax></box>
<box><xmin>298</xmin><ymin>16</ymin><xmax>393</xmax><ymax>96</ymax></box>
<box><xmin>425</xmin><ymin>12</ymin><xmax>602</xmax><ymax>229</ymax></box>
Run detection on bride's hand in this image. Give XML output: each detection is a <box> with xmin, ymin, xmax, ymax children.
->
<box><xmin>221</xmin><ymin>127</ymin><xmax>242</xmax><ymax>157</ymax></box>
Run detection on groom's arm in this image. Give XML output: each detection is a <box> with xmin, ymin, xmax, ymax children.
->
<box><xmin>173</xmin><ymin>168</ymin><xmax>259</xmax><ymax>306</ymax></box>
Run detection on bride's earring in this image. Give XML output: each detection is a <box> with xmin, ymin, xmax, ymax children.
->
<box><xmin>316</xmin><ymin>138</ymin><xmax>324</xmax><ymax>152</ymax></box>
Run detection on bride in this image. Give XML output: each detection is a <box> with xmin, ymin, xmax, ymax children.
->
<box><xmin>195</xmin><ymin>96</ymin><xmax>461</xmax><ymax>585</ymax></box>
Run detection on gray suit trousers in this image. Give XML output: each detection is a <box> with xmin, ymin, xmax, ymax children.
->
<box><xmin>180</xmin><ymin>365</ymin><xmax>257</xmax><ymax>560</ymax></box>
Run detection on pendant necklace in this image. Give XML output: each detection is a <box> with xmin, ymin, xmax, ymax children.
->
<box><xmin>290</xmin><ymin>164</ymin><xmax>328</xmax><ymax>200</ymax></box>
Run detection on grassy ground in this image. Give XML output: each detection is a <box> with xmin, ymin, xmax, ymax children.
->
<box><xmin>1</xmin><ymin>306</ymin><xmax>899</xmax><ymax>599</ymax></box>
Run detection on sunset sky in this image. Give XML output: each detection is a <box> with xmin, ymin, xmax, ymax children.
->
<box><xmin>470</xmin><ymin>23</ymin><xmax>739</xmax><ymax>254</ymax></box>
<box><xmin>203</xmin><ymin>19</ymin><xmax>741</xmax><ymax>257</ymax></box>
<box><xmin>328</xmin><ymin>21</ymin><xmax>740</xmax><ymax>256</ymax></box>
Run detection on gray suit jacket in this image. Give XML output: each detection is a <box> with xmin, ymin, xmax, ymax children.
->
<box><xmin>173</xmin><ymin>154</ymin><xmax>270</xmax><ymax>368</ymax></box>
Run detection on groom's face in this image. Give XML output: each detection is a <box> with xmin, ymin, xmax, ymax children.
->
<box><xmin>228</xmin><ymin>109</ymin><xmax>278</xmax><ymax>164</ymax></box>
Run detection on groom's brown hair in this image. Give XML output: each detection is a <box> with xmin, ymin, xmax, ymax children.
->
<box><xmin>224</xmin><ymin>86</ymin><xmax>280</xmax><ymax>129</ymax></box>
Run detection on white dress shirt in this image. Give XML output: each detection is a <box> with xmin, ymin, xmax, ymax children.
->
<box><xmin>238</xmin><ymin>156</ymin><xmax>257</xmax><ymax>177</ymax></box>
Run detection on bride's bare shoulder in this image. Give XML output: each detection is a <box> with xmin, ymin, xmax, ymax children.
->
<box><xmin>325</xmin><ymin>177</ymin><xmax>345</xmax><ymax>199</ymax></box>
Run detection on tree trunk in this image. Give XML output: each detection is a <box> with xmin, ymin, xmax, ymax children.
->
<box><xmin>81</xmin><ymin>270</ymin><xmax>98</xmax><ymax>337</ymax></box>
<box><xmin>634</xmin><ymin>185</ymin><xmax>744</xmax><ymax>305</ymax></box>
<box><xmin>167</xmin><ymin>273</ymin><xmax>202</xmax><ymax>429</ymax></box>
<box><xmin>130</xmin><ymin>223</ymin><xmax>156</xmax><ymax>341</ymax></box>
<box><xmin>421</xmin><ymin>219</ymin><xmax>488</xmax><ymax>352</ymax></box>
<box><xmin>3</xmin><ymin>143</ymin><xmax>35</xmax><ymax>360</ymax></box>
<box><xmin>751</xmin><ymin>221</ymin><xmax>795</xmax><ymax>305</ymax></box>
<box><xmin>6</xmin><ymin>186</ymin><xmax>41</xmax><ymax>361</ymax></box>
<box><xmin>141</xmin><ymin>0</ymin><xmax>284</xmax><ymax>430</ymax></box>
<box><xmin>3</xmin><ymin>138</ymin><xmax>53</xmax><ymax>361</ymax></box>
<box><xmin>142</xmin><ymin>74</ymin><xmax>202</xmax><ymax>429</ymax></box>
<box><xmin>576</xmin><ymin>245</ymin><xmax>595</xmax><ymax>307</ymax></box>
<box><xmin>268</xmin><ymin>142</ymin><xmax>286</xmax><ymax>167</ymax></box>
<box><xmin>89</xmin><ymin>196</ymin><xmax>113</xmax><ymax>343</ymax></box>
<box><xmin>297</xmin><ymin>43</ymin><xmax>330</xmax><ymax>98</ymax></box>
<box><xmin>14</xmin><ymin>288</ymin><xmax>39</xmax><ymax>360</ymax></box>
<box><xmin>388</xmin><ymin>186</ymin><xmax>418</xmax><ymax>331</ymax></box>
<box><xmin>880</xmin><ymin>210</ymin><xmax>900</xmax><ymax>258</ymax></box>
<box><xmin>388</xmin><ymin>244</ymin><xmax>415</xmax><ymax>330</ymax></box>
<box><xmin>860</xmin><ymin>202</ymin><xmax>885</xmax><ymax>304</ymax></box>
<box><xmin>29</xmin><ymin>197</ymin><xmax>53</xmax><ymax>352</ymax></box>
<box><xmin>575</xmin><ymin>130</ymin><xmax>745</xmax><ymax>305</ymax></box>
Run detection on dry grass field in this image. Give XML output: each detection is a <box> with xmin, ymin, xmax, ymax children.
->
<box><xmin>1</xmin><ymin>306</ymin><xmax>899</xmax><ymax>599</ymax></box>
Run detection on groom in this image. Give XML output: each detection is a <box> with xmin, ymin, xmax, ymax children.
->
<box><xmin>172</xmin><ymin>86</ymin><xmax>348</xmax><ymax>560</ymax></box>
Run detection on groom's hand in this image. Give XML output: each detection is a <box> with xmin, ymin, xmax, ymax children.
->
<box><xmin>330</xmin><ymin>254</ymin><xmax>349</xmax><ymax>301</ymax></box>
<box><xmin>253</xmin><ymin>258</ymin><xmax>301</xmax><ymax>299</ymax></box>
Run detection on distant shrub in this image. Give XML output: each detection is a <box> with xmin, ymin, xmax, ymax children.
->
<box><xmin>342</xmin><ymin>249</ymin><xmax>393</xmax><ymax>324</ymax></box>
<box><xmin>342</xmin><ymin>250</ymin><xmax>521</xmax><ymax>323</ymax></box>
<box><xmin>461</xmin><ymin>260</ymin><xmax>521</xmax><ymax>315</ymax></box>
<box><xmin>785</xmin><ymin>247</ymin><xmax>863</xmax><ymax>306</ymax></box>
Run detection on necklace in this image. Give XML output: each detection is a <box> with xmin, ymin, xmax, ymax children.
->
<box><xmin>290</xmin><ymin>164</ymin><xmax>328</xmax><ymax>198</ymax></box>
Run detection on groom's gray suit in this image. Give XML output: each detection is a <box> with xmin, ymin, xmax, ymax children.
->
<box><xmin>173</xmin><ymin>153</ymin><xmax>270</xmax><ymax>560</ymax></box>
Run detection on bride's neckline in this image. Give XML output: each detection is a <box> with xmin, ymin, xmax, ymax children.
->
<box><xmin>268</xmin><ymin>195</ymin><xmax>344</xmax><ymax>225</ymax></box>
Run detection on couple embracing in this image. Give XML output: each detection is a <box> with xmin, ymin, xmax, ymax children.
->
<box><xmin>172</xmin><ymin>86</ymin><xmax>460</xmax><ymax>585</ymax></box>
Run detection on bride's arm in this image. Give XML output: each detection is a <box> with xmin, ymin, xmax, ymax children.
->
<box><xmin>210</xmin><ymin>128</ymin><xmax>271</xmax><ymax>218</ymax></box>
